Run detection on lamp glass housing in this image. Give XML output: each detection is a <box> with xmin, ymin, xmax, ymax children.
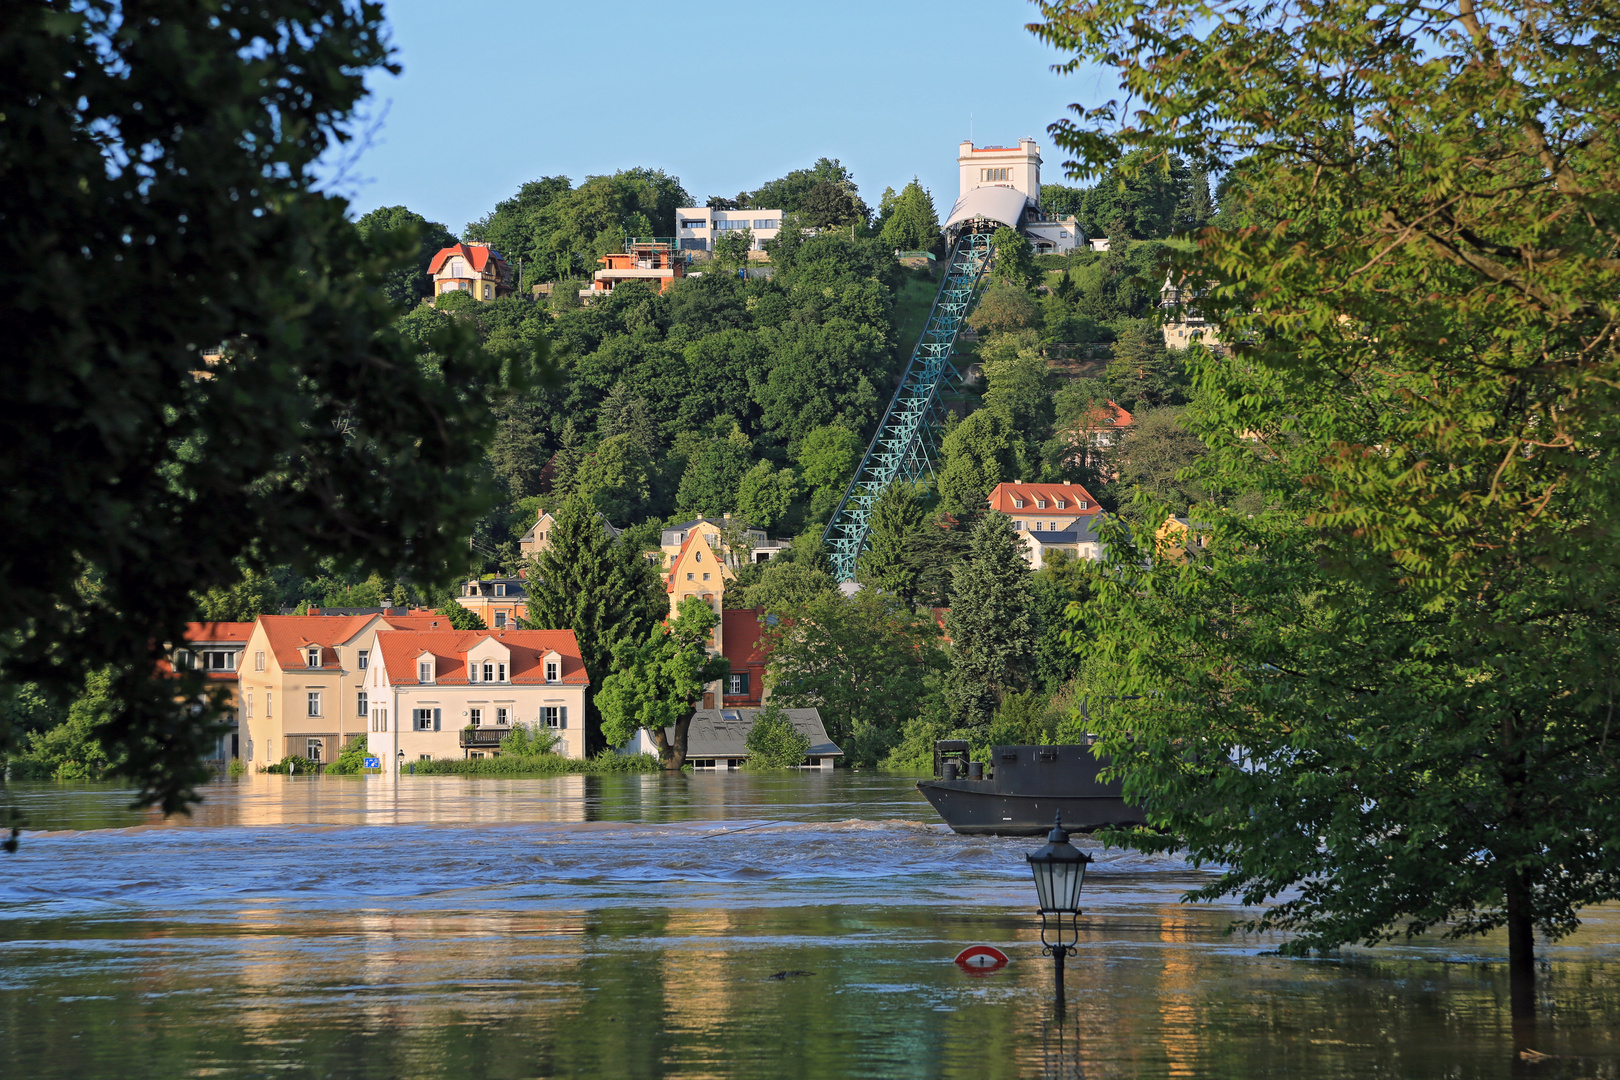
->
<box><xmin>1026</xmin><ymin>817</ymin><xmax>1091</xmax><ymax>913</ymax></box>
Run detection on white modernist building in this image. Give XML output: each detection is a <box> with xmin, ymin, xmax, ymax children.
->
<box><xmin>943</xmin><ymin>138</ymin><xmax>1083</xmax><ymax>254</ymax></box>
<box><xmin>675</xmin><ymin>207</ymin><xmax>786</xmax><ymax>254</ymax></box>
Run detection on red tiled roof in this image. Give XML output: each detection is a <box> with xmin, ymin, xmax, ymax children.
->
<box><xmin>256</xmin><ymin>614</ymin><xmax>378</xmax><ymax>671</ymax></box>
<box><xmin>183</xmin><ymin>621</ymin><xmax>255</xmax><ymax>643</ymax></box>
<box><xmin>427</xmin><ymin>242</ymin><xmax>500</xmax><ymax>275</ymax></box>
<box><xmin>374</xmin><ymin>630</ymin><xmax>588</xmax><ymax>686</ymax></box>
<box><xmin>987</xmin><ymin>481</ymin><xmax>1103</xmax><ymax>515</ymax></box>
<box><xmin>381</xmin><ymin>614</ymin><xmax>455</xmax><ymax>631</ymax></box>
<box><xmin>1072</xmin><ymin>400</ymin><xmax>1133</xmax><ymax>433</ymax></box>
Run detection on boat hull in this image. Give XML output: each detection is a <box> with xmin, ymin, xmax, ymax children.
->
<box><xmin>917</xmin><ymin>744</ymin><xmax>1147</xmax><ymax>836</ymax></box>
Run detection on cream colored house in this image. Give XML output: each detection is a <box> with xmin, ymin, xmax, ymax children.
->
<box><xmin>237</xmin><ymin>612</ymin><xmax>450</xmax><ymax>767</ymax></box>
<box><xmin>366</xmin><ymin>629</ymin><xmax>590</xmax><ymax>762</ymax></box>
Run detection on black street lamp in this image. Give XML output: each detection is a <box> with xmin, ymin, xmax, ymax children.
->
<box><xmin>1026</xmin><ymin>811</ymin><xmax>1092</xmax><ymax>1001</ymax></box>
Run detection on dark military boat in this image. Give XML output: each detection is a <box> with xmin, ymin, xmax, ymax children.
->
<box><xmin>916</xmin><ymin>741</ymin><xmax>1147</xmax><ymax>836</ymax></box>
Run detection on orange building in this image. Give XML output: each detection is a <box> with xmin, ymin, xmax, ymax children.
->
<box><xmin>581</xmin><ymin>238</ymin><xmax>687</xmax><ymax>301</ymax></box>
<box><xmin>428</xmin><ymin>242</ymin><xmax>512</xmax><ymax>301</ymax></box>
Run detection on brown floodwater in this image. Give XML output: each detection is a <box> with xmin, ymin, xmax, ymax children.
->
<box><xmin>0</xmin><ymin>772</ymin><xmax>1616</xmax><ymax>1079</ymax></box>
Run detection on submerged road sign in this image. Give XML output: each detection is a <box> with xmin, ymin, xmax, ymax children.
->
<box><xmin>362</xmin><ymin>756</ymin><xmax>380</xmax><ymax>769</ymax></box>
<box><xmin>953</xmin><ymin>945</ymin><xmax>1010</xmax><ymax>974</ymax></box>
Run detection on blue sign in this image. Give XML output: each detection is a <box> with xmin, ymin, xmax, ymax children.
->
<box><xmin>362</xmin><ymin>756</ymin><xmax>381</xmax><ymax>769</ymax></box>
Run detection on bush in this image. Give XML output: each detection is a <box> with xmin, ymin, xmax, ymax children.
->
<box><xmin>262</xmin><ymin>755</ymin><xmax>317</xmax><ymax>775</ymax></box>
<box><xmin>499</xmin><ymin>723</ymin><xmax>559</xmax><ymax>756</ymax></box>
<box><xmin>324</xmin><ymin>734</ymin><xmax>369</xmax><ymax>774</ymax></box>
<box><xmin>409</xmin><ymin>750</ymin><xmax>660</xmax><ymax>776</ymax></box>
<box><xmin>227</xmin><ymin>757</ymin><xmax>247</xmax><ymax>779</ymax></box>
<box><xmin>744</xmin><ymin>703</ymin><xmax>811</xmax><ymax>769</ymax></box>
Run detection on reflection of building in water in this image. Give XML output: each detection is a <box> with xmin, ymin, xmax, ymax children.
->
<box><xmin>222</xmin><ymin>771</ymin><xmax>592</xmax><ymax>827</ymax></box>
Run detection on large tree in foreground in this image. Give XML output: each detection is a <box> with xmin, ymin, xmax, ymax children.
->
<box><xmin>1032</xmin><ymin>0</ymin><xmax>1620</xmax><ymax>1011</ymax></box>
<box><xmin>598</xmin><ymin>598</ymin><xmax>728</xmax><ymax>771</ymax></box>
<box><xmin>0</xmin><ymin>1</ymin><xmax>523</xmax><ymax>822</ymax></box>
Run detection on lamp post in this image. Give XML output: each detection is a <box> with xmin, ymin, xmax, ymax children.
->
<box><xmin>1026</xmin><ymin>811</ymin><xmax>1092</xmax><ymax>1002</ymax></box>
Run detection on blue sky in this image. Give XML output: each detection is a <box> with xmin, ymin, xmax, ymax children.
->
<box><xmin>335</xmin><ymin>0</ymin><xmax>1112</xmax><ymax>235</ymax></box>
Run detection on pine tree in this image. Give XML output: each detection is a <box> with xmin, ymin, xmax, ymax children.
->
<box><xmin>550</xmin><ymin>418</ymin><xmax>585</xmax><ymax>495</ymax></box>
<box><xmin>523</xmin><ymin>492</ymin><xmax>663</xmax><ymax>748</ymax></box>
<box><xmin>945</xmin><ymin>512</ymin><xmax>1036</xmax><ymax>729</ymax></box>
<box><xmin>856</xmin><ymin>483</ymin><xmax>926</xmax><ymax>602</ymax></box>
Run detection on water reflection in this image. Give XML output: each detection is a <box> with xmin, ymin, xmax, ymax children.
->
<box><xmin>1</xmin><ymin>774</ymin><xmax>1618</xmax><ymax>1079</ymax></box>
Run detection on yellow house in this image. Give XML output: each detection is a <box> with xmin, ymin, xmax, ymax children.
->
<box><xmin>655</xmin><ymin>515</ymin><xmax>786</xmax><ymax>572</ymax></box>
<box><xmin>237</xmin><ymin>612</ymin><xmax>451</xmax><ymax>767</ymax></box>
<box><xmin>1154</xmin><ymin>515</ymin><xmax>1210</xmax><ymax>562</ymax></box>
<box><xmin>428</xmin><ymin>242</ymin><xmax>512</xmax><ymax>301</ymax></box>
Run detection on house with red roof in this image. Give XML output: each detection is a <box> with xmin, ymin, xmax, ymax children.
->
<box><xmin>428</xmin><ymin>242</ymin><xmax>513</xmax><ymax>302</ymax></box>
<box><xmin>1065</xmin><ymin>400</ymin><xmax>1133</xmax><ymax>477</ymax></box>
<box><xmin>986</xmin><ymin>480</ymin><xmax>1109</xmax><ymax>568</ymax></box>
<box><xmin>162</xmin><ymin>622</ymin><xmax>255</xmax><ymax>763</ymax></box>
<box><xmin>237</xmin><ymin>611</ymin><xmax>461</xmax><ymax>769</ymax></box>
<box><xmin>365</xmin><ymin>629</ymin><xmax>590</xmax><ymax>762</ymax></box>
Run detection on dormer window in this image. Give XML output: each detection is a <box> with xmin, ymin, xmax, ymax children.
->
<box><xmin>482</xmin><ymin>661</ymin><xmax>495</xmax><ymax>682</ymax></box>
<box><xmin>306</xmin><ymin>647</ymin><xmax>320</xmax><ymax>667</ymax></box>
<box><xmin>497</xmin><ymin>662</ymin><xmax>506</xmax><ymax>682</ymax></box>
<box><xmin>1036</xmin><ymin>499</ymin><xmax>1047</xmax><ymax>508</ymax></box>
<box><xmin>418</xmin><ymin>659</ymin><xmax>433</xmax><ymax>683</ymax></box>
<box><xmin>1055</xmin><ymin>499</ymin><xmax>1066</xmax><ymax>509</ymax></box>
<box><xmin>1013</xmin><ymin>498</ymin><xmax>1025</xmax><ymax>508</ymax></box>
<box><xmin>495</xmin><ymin>583</ymin><xmax>506</xmax><ymax>597</ymax></box>
<box><xmin>546</xmin><ymin>660</ymin><xmax>559</xmax><ymax>682</ymax></box>
<box><xmin>1079</xmin><ymin>500</ymin><xmax>1089</xmax><ymax>509</ymax></box>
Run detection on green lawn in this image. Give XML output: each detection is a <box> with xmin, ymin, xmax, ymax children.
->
<box><xmin>891</xmin><ymin>275</ymin><xmax>940</xmax><ymax>356</ymax></box>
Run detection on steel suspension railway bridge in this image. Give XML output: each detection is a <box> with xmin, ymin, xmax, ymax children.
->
<box><xmin>822</xmin><ymin>225</ymin><xmax>994</xmax><ymax>582</ymax></box>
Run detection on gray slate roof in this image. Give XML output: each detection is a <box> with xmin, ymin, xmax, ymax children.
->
<box><xmin>672</xmin><ymin>707</ymin><xmax>843</xmax><ymax>759</ymax></box>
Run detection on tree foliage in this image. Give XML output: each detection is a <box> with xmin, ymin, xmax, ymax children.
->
<box><xmin>744</xmin><ymin>702</ymin><xmax>812</xmax><ymax>768</ymax></box>
<box><xmin>856</xmin><ymin>482</ymin><xmax>927</xmax><ymax>603</ymax></box>
<box><xmin>878</xmin><ymin>178</ymin><xmax>941</xmax><ymax>251</ymax></box>
<box><xmin>597</xmin><ymin>597</ymin><xmax>728</xmax><ymax>770</ymax></box>
<box><xmin>945</xmin><ymin>513</ymin><xmax>1036</xmax><ymax>729</ymax></box>
<box><xmin>762</xmin><ymin>589</ymin><xmax>947</xmax><ymax>765</ymax></box>
<box><xmin>523</xmin><ymin>493</ymin><xmax>663</xmax><ymax>747</ymax></box>
<box><xmin>0</xmin><ymin>0</ymin><xmax>524</xmax><ymax>816</ymax></box>
<box><xmin>355</xmin><ymin>206</ymin><xmax>458</xmax><ymax>310</ymax></box>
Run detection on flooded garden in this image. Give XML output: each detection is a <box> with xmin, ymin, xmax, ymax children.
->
<box><xmin>2</xmin><ymin>772</ymin><xmax>1618</xmax><ymax>1079</ymax></box>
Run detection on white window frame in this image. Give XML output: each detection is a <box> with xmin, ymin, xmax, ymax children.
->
<box><xmin>496</xmin><ymin>707</ymin><xmax>508</xmax><ymax>726</ymax></box>
<box><xmin>545</xmin><ymin>660</ymin><xmax>559</xmax><ymax>682</ymax></box>
<box><xmin>357</xmin><ymin>650</ymin><xmax>369</xmax><ymax>670</ymax></box>
<box><xmin>483</xmin><ymin>662</ymin><xmax>495</xmax><ymax>683</ymax></box>
<box><xmin>306</xmin><ymin>647</ymin><xmax>320</xmax><ymax>667</ymax></box>
<box><xmin>418</xmin><ymin>660</ymin><xmax>433</xmax><ymax>683</ymax></box>
<box><xmin>469</xmin><ymin>707</ymin><xmax>482</xmax><ymax>728</ymax></box>
<box><xmin>255</xmin><ymin>651</ymin><xmax>266</xmax><ymax>671</ymax></box>
<box><xmin>497</xmin><ymin>663</ymin><xmax>506</xmax><ymax>682</ymax></box>
<box><xmin>307</xmin><ymin>691</ymin><xmax>321</xmax><ymax>718</ymax></box>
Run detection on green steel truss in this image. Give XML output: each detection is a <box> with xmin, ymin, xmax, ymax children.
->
<box><xmin>823</xmin><ymin>230</ymin><xmax>992</xmax><ymax>581</ymax></box>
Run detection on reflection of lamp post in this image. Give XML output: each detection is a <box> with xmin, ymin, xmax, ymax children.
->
<box><xmin>1027</xmin><ymin>811</ymin><xmax>1091</xmax><ymax>1001</ymax></box>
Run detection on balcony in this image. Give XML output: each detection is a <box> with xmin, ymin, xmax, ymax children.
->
<box><xmin>460</xmin><ymin>727</ymin><xmax>507</xmax><ymax>748</ymax></box>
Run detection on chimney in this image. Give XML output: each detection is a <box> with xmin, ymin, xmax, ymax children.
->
<box><xmin>1063</xmin><ymin>480</ymin><xmax>1071</xmax><ymax>485</ymax></box>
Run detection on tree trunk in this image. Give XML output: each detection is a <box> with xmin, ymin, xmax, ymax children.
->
<box><xmin>668</xmin><ymin>712</ymin><xmax>692</xmax><ymax>772</ymax></box>
<box><xmin>1506</xmin><ymin>872</ymin><xmax>1536</xmax><ymax>1020</ymax></box>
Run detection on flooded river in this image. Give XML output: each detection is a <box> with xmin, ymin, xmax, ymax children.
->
<box><xmin>2</xmin><ymin>772</ymin><xmax>1617</xmax><ymax>1078</ymax></box>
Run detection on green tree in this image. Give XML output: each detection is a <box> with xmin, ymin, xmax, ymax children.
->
<box><xmin>193</xmin><ymin>568</ymin><xmax>277</xmax><ymax>623</ymax></box>
<box><xmin>1030</xmin><ymin>551</ymin><xmax>1092</xmax><ymax>693</ymax></box>
<box><xmin>744</xmin><ymin>701</ymin><xmax>812</xmax><ymax>768</ymax></box>
<box><xmin>945</xmin><ymin>513</ymin><xmax>1036</xmax><ymax>729</ymax></box>
<box><xmin>355</xmin><ymin>206</ymin><xmax>458</xmax><ymax>310</ymax></box>
<box><xmin>1034</xmin><ymin>0</ymin><xmax>1620</xmax><ymax>1008</ymax></box>
<box><xmin>524</xmin><ymin>493</ymin><xmax>663</xmax><ymax>747</ymax></box>
<box><xmin>16</xmin><ymin>669</ymin><xmax>124</xmax><ymax>781</ymax></box>
<box><xmin>0</xmin><ymin>0</ymin><xmax>521</xmax><ymax>818</ymax></box>
<box><xmin>1106</xmin><ymin>321</ymin><xmax>1186</xmax><ymax>410</ymax></box>
<box><xmin>856</xmin><ymin>483</ymin><xmax>927</xmax><ymax>602</ymax></box>
<box><xmin>762</xmin><ymin>589</ymin><xmax>948</xmax><ymax>765</ymax></box>
<box><xmin>1112</xmin><ymin>408</ymin><xmax>1205</xmax><ymax>520</ymax></box>
<box><xmin>597</xmin><ymin>597</ymin><xmax>728</xmax><ymax>770</ymax></box>
<box><xmin>440</xmin><ymin>602</ymin><xmax>487</xmax><ymax>631</ymax></box>
<box><xmin>745</xmin><ymin>560</ymin><xmax>840</xmax><ymax>611</ymax></box>
<box><xmin>1078</xmin><ymin>152</ymin><xmax>1185</xmax><ymax>240</ymax></box>
<box><xmin>714</xmin><ymin>227</ymin><xmax>755</xmax><ymax>271</ymax></box>
<box><xmin>550</xmin><ymin>419</ymin><xmax>586</xmax><ymax>496</ymax></box>
<box><xmin>796</xmin><ymin>425</ymin><xmax>862</xmax><ymax>500</ymax></box>
<box><xmin>968</xmin><ymin>282</ymin><xmax>1042</xmax><ymax>336</ymax></box>
<box><xmin>749</xmin><ymin>158</ymin><xmax>861</xmax><ymax>214</ymax></box>
<box><xmin>573</xmin><ymin>433</ymin><xmax>653</xmax><ymax>524</ymax></box>
<box><xmin>988</xmin><ymin>227</ymin><xmax>1037</xmax><ymax>288</ymax></box>
<box><xmin>677</xmin><ymin>425</ymin><xmax>754</xmax><ymax>518</ymax></box>
<box><xmin>937</xmin><ymin>410</ymin><xmax>1020</xmax><ymax>515</ymax></box>
<box><xmin>736</xmin><ymin>461</ymin><xmax>798</xmax><ymax>531</ymax></box>
<box><xmin>878</xmin><ymin>178</ymin><xmax>942</xmax><ymax>251</ymax></box>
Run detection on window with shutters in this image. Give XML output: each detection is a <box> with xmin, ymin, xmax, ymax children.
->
<box><xmin>544</xmin><ymin>706</ymin><xmax>562</xmax><ymax>728</ymax></box>
<box><xmin>414</xmin><ymin>708</ymin><xmax>435</xmax><ymax>731</ymax></box>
